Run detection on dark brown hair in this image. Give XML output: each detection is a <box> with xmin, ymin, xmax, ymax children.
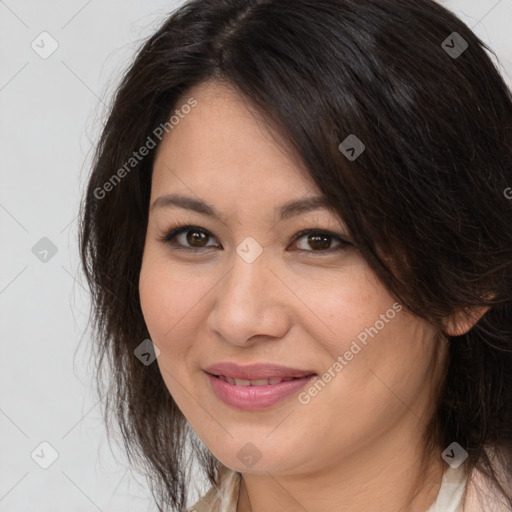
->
<box><xmin>79</xmin><ymin>0</ymin><xmax>512</xmax><ymax>510</ymax></box>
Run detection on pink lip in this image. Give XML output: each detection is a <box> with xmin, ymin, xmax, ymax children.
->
<box><xmin>204</xmin><ymin>362</ymin><xmax>316</xmax><ymax>380</ymax></box>
<box><xmin>205</xmin><ymin>372</ymin><xmax>317</xmax><ymax>410</ymax></box>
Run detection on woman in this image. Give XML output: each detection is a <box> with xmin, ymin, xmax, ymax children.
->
<box><xmin>79</xmin><ymin>0</ymin><xmax>512</xmax><ymax>510</ymax></box>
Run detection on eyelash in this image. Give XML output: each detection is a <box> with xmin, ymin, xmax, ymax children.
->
<box><xmin>158</xmin><ymin>223</ymin><xmax>351</xmax><ymax>255</ymax></box>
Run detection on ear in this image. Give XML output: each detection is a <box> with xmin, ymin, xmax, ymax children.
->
<box><xmin>443</xmin><ymin>305</ymin><xmax>490</xmax><ymax>337</ymax></box>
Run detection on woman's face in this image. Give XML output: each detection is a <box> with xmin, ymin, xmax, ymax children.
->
<box><xmin>139</xmin><ymin>80</ymin><xmax>444</xmax><ymax>476</ymax></box>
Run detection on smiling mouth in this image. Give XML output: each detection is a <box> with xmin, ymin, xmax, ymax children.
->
<box><xmin>210</xmin><ymin>375</ymin><xmax>312</xmax><ymax>386</ymax></box>
<box><xmin>206</xmin><ymin>371</ymin><xmax>317</xmax><ymax>410</ymax></box>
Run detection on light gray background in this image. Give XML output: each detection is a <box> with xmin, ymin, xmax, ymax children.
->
<box><xmin>1</xmin><ymin>1</ymin><xmax>511</xmax><ymax>511</ymax></box>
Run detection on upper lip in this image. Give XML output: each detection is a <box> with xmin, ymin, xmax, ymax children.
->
<box><xmin>204</xmin><ymin>362</ymin><xmax>316</xmax><ymax>380</ymax></box>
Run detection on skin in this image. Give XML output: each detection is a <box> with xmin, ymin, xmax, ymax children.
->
<box><xmin>139</xmin><ymin>80</ymin><xmax>485</xmax><ymax>512</ymax></box>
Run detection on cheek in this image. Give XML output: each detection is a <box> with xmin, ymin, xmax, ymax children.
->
<box><xmin>140</xmin><ymin>251</ymin><xmax>199</xmax><ymax>337</ymax></box>
<box><xmin>298</xmin><ymin>263</ymin><xmax>397</xmax><ymax>355</ymax></box>
<box><xmin>297</xmin><ymin>263</ymin><xmax>436</xmax><ymax>413</ymax></box>
<box><xmin>139</xmin><ymin>255</ymin><xmax>169</xmax><ymax>338</ymax></box>
<box><xmin>320</xmin><ymin>310</ymin><xmax>439</xmax><ymax>434</ymax></box>
<box><xmin>139</xmin><ymin>254</ymin><xmax>205</xmax><ymax>406</ymax></box>
<box><xmin>139</xmin><ymin>250</ymin><xmax>217</xmax><ymax>377</ymax></box>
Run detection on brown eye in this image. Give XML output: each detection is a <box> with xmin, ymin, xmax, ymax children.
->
<box><xmin>306</xmin><ymin>233</ymin><xmax>333</xmax><ymax>250</ymax></box>
<box><xmin>160</xmin><ymin>225</ymin><xmax>350</xmax><ymax>254</ymax></box>
<box><xmin>161</xmin><ymin>225</ymin><xmax>219</xmax><ymax>250</ymax></box>
<box><xmin>186</xmin><ymin>229</ymin><xmax>209</xmax><ymax>247</ymax></box>
<box><xmin>292</xmin><ymin>230</ymin><xmax>350</xmax><ymax>253</ymax></box>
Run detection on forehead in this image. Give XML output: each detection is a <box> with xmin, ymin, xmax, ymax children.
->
<box><xmin>151</xmin><ymin>81</ymin><xmax>315</xmax><ymax>197</ymax></box>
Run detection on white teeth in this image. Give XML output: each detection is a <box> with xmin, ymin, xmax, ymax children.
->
<box><xmin>251</xmin><ymin>379</ymin><xmax>269</xmax><ymax>386</ymax></box>
<box><xmin>217</xmin><ymin>376</ymin><xmax>302</xmax><ymax>386</ymax></box>
<box><xmin>234</xmin><ymin>378</ymin><xmax>251</xmax><ymax>386</ymax></box>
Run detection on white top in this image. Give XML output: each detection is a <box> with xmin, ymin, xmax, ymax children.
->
<box><xmin>426</xmin><ymin>463</ymin><xmax>468</xmax><ymax>512</ymax></box>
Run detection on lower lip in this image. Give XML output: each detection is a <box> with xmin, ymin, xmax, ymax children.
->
<box><xmin>206</xmin><ymin>372</ymin><xmax>316</xmax><ymax>410</ymax></box>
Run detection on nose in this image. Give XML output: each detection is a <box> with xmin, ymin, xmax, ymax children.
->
<box><xmin>206</xmin><ymin>247</ymin><xmax>292</xmax><ymax>347</ymax></box>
